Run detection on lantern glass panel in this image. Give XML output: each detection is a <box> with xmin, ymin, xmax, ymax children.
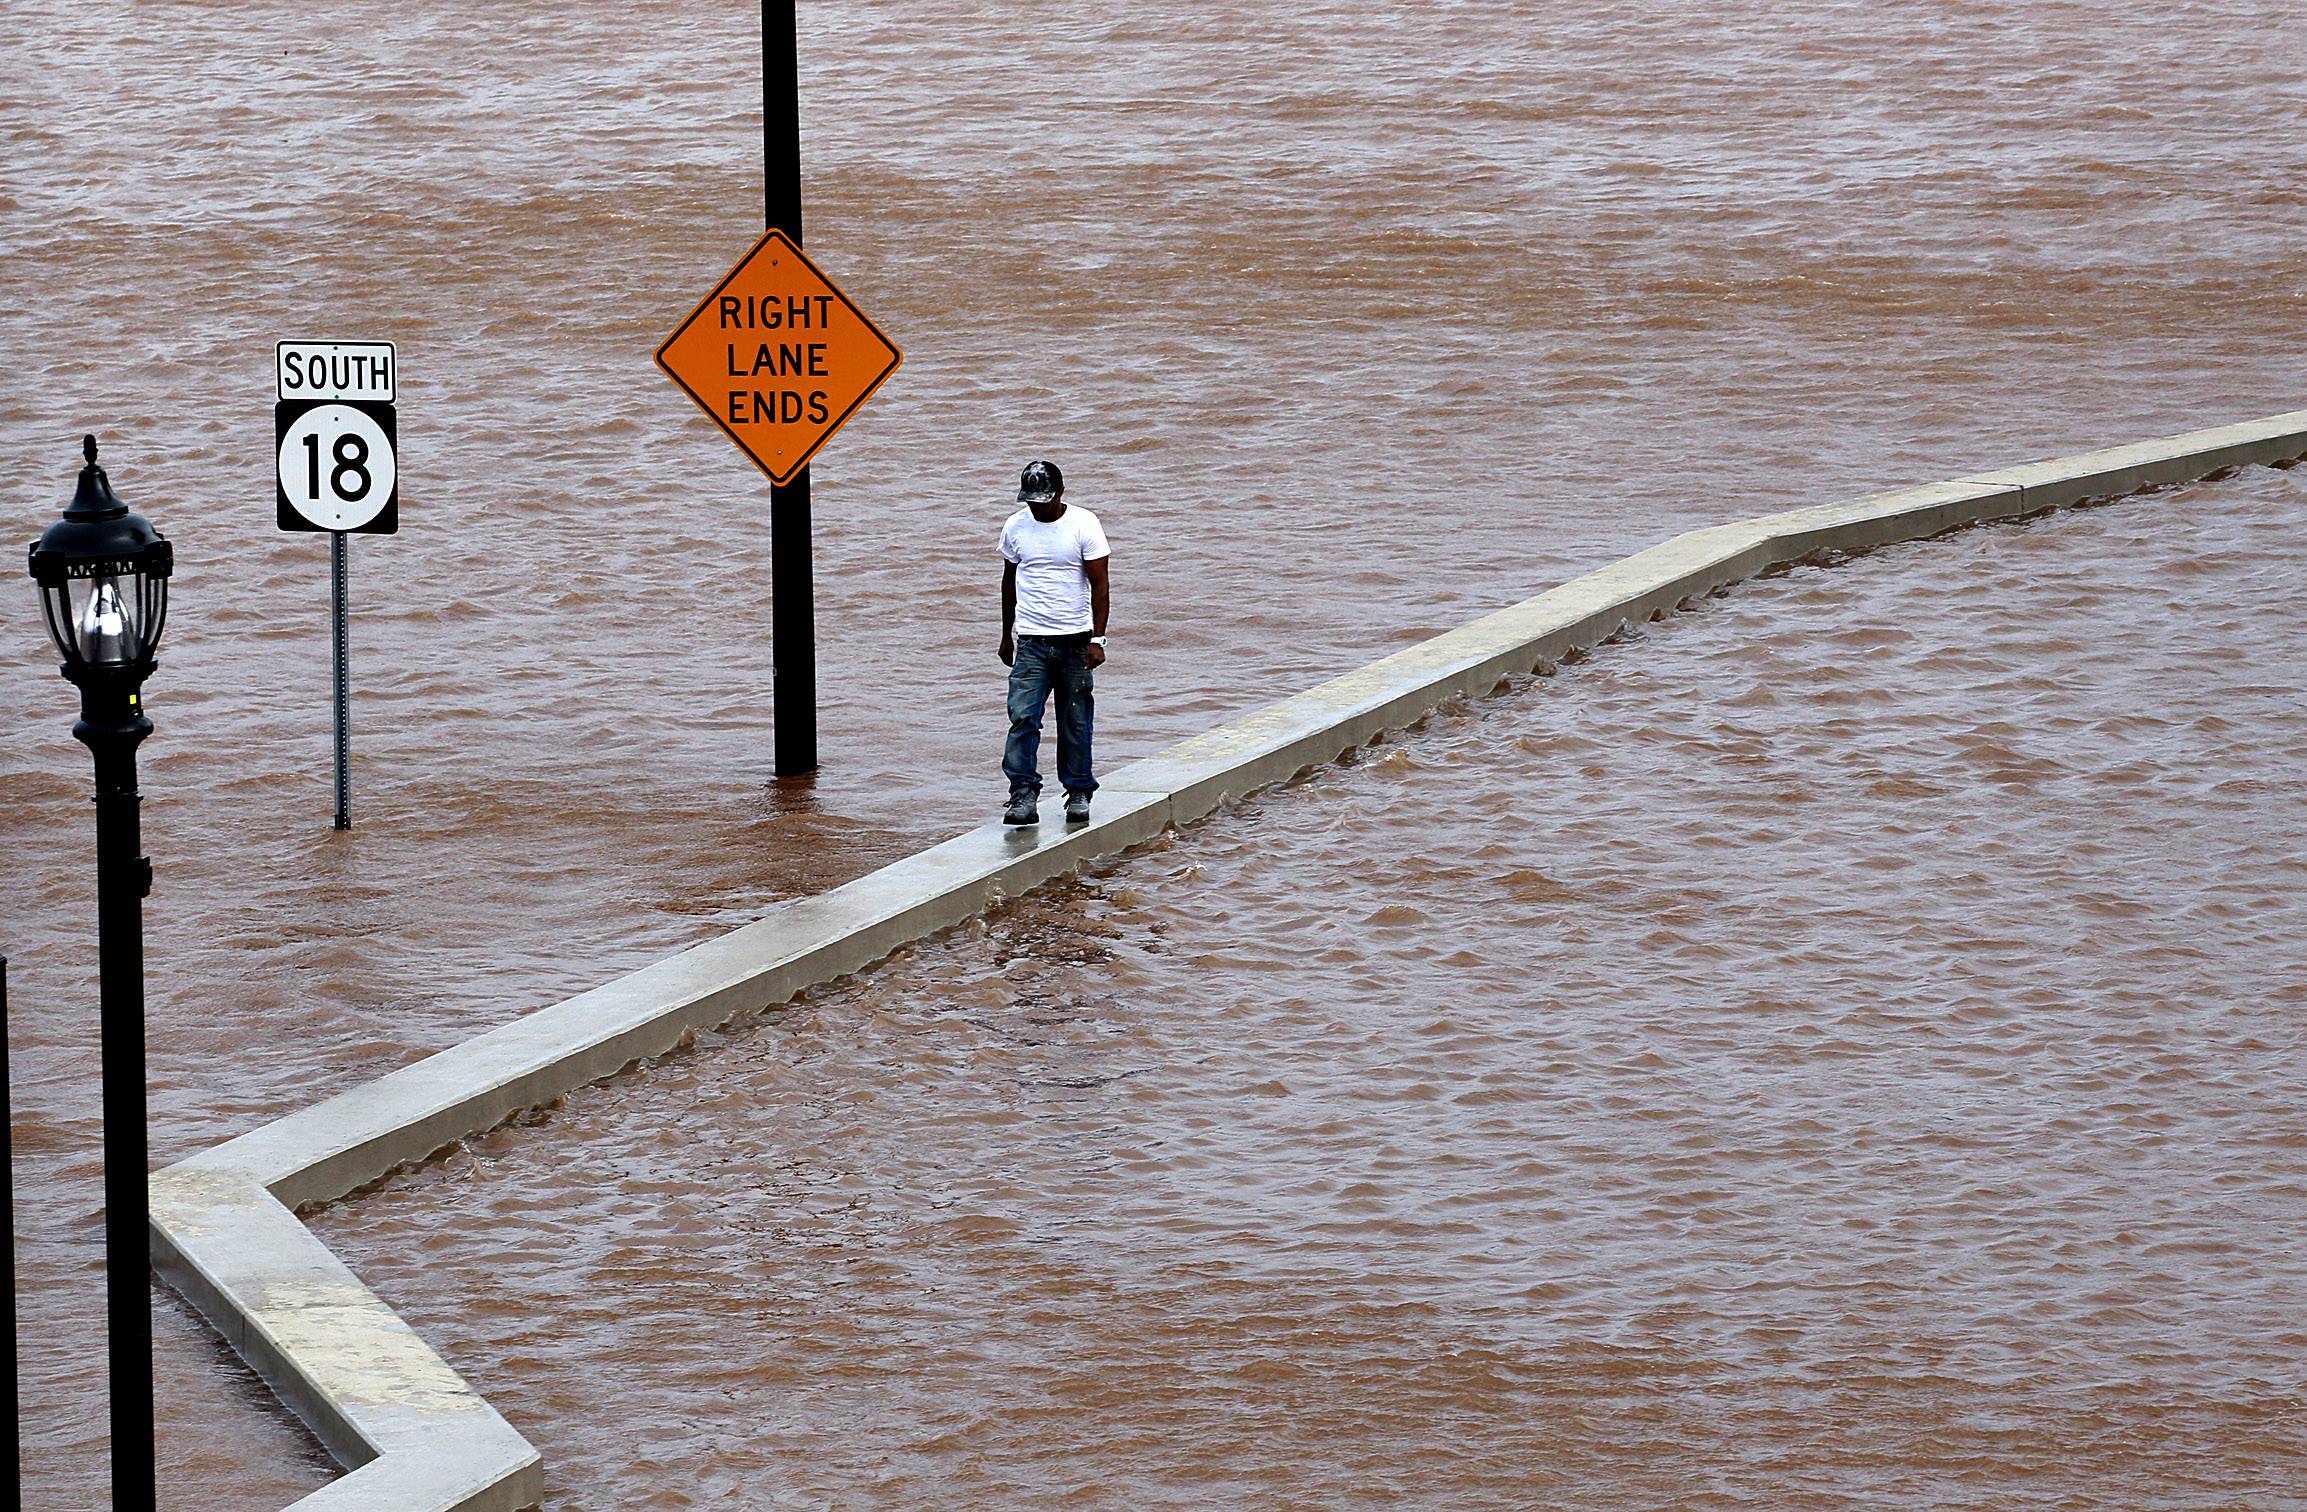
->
<box><xmin>139</xmin><ymin>569</ymin><xmax>168</xmax><ymax>657</ymax></box>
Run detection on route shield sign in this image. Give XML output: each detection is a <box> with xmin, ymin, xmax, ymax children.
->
<box><xmin>275</xmin><ymin>340</ymin><xmax>398</xmax><ymax>534</ymax></box>
<box><xmin>656</xmin><ymin>229</ymin><xmax>901</xmax><ymax>485</ymax></box>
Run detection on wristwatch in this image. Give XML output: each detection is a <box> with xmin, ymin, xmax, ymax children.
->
<box><xmin>1090</xmin><ymin>636</ymin><xmax>1108</xmax><ymax>647</ymax></box>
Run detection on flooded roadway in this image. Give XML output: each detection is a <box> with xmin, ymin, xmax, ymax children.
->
<box><xmin>2</xmin><ymin>0</ymin><xmax>2304</xmax><ymax>1505</ymax></box>
<box><xmin>315</xmin><ymin>464</ymin><xmax>2307</xmax><ymax>1507</ymax></box>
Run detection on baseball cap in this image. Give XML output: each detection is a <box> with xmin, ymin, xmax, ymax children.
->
<box><xmin>1017</xmin><ymin>459</ymin><xmax>1064</xmax><ymax>504</ymax></box>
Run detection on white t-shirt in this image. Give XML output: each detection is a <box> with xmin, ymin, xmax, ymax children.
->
<box><xmin>1000</xmin><ymin>504</ymin><xmax>1110</xmax><ymax>635</ymax></box>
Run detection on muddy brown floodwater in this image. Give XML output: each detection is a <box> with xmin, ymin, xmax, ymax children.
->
<box><xmin>3</xmin><ymin>0</ymin><xmax>2304</xmax><ymax>1506</ymax></box>
<box><xmin>315</xmin><ymin>466</ymin><xmax>2307</xmax><ymax>1508</ymax></box>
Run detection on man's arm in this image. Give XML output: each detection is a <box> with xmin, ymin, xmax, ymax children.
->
<box><xmin>1084</xmin><ymin>555</ymin><xmax>1110</xmax><ymax>669</ymax></box>
<box><xmin>999</xmin><ymin>559</ymin><xmax>1017</xmax><ymax>665</ymax></box>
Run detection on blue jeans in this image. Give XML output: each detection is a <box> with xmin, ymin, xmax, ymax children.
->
<box><xmin>1004</xmin><ymin>634</ymin><xmax>1096</xmax><ymax>796</ymax></box>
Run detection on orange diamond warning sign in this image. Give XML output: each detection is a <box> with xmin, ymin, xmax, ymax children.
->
<box><xmin>656</xmin><ymin>228</ymin><xmax>901</xmax><ymax>485</ymax></box>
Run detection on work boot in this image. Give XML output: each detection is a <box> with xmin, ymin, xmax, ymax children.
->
<box><xmin>1003</xmin><ymin>789</ymin><xmax>1040</xmax><ymax>826</ymax></box>
<box><xmin>1065</xmin><ymin>790</ymin><xmax>1092</xmax><ymax>824</ymax></box>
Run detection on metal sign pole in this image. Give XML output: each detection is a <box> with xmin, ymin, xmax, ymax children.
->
<box><xmin>332</xmin><ymin>530</ymin><xmax>351</xmax><ymax>829</ymax></box>
<box><xmin>764</xmin><ymin>0</ymin><xmax>816</xmax><ymax>776</ymax></box>
<box><xmin>1</xmin><ymin>953</ymin><xmax>14</xmax><ymax>1482</ymax></box>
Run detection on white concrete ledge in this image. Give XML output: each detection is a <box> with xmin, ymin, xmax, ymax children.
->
<box><xmin>150</xmin><ymin>1166</ymin><xmax>539</xmax><ymax>1510</ymax></box>
<box><xmin>151</xmin><ymin>408</ymin><xmax>2307</xmax><ymax>1510</ymax></box>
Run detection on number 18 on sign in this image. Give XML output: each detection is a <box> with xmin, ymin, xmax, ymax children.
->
<box><xmin>276</xmin><ymin>339</ymin><xmax>399</xmax><ymax>830</ymax></box>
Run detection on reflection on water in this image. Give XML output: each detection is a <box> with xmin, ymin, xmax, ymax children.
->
<box><xmin>3</xmin><ymin>0</ymin><xmax>2304</xmax><ymax>1505</ymax></box>
<box><xmin>317</xmin><ymin>466</ymin><xmax>2307</xmax><ymax>1506</ymax></box>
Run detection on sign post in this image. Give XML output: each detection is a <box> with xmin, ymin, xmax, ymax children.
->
<box><xmin>655</xmin><ymin>4</ymin><xmax>900</xmax><ymax>778</ymax></box>
<box><xmin>275</xmin><ymin>339</ymin><xmax>399</xmax><ymax>829</ymax></box>
<box><xmin>331</xmin><ymin>532</ymin><xmax>351</xmax><ymax>826</ymax></box>
<box><xmin>764</xmin><ymin>0</ymin><xmax>812</xmax><ymax>777</ymax></box>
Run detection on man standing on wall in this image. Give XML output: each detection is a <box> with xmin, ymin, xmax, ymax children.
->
<box><xmin>998</xmin><ymin>459</ymin><xmax>1110</xmax><ymax>826</ymax></box>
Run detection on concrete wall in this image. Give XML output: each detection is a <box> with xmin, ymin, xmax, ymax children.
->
<box><xmin>149</xmin><ymin>410</ymin><xmax>2307</xmax><ymax>1510</ymax></box>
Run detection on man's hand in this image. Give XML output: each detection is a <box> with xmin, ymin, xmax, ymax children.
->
<box><xmin>998</xmin><ymin>635</ymin><xmax>1015</xmax><ymax>666</ymax></box>
<box><xmin>1085</xmin><ymin>642</ymin><xmax>1106</xmax><ymax>670</ymax></box>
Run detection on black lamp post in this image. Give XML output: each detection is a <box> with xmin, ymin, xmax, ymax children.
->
<box><xmin>27</xmin><ymin>434</ymin><xmax>170</xmax><ymax>1508</ymax></box>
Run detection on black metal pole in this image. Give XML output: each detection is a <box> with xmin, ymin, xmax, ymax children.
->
<box><xmin>331</xmin><ymin>530</ymin><xmax>352</xmax><ymax>828</ymax></box>
<box><xmin>1</xmin><ymin>952</ymin><xmax>15</xmax><ymax>1484</ymax></box>
<box><xmin>765</xmin><ymin>0</ymin><xmax>816</xmax><ymax>776</ymax></box>
<box><xmin>73</xmin><ymin>678</ymin><xmax>153</xmax><ymax>1509</ymax></box>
